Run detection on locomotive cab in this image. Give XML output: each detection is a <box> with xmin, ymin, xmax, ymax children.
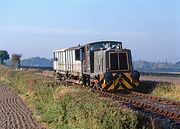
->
<box><xmin>81</xmin><ymin>41</ymin><xmax>140</xmax><ymax>91</ymax></box>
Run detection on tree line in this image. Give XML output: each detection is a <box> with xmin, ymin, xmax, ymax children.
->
<box><xmin>0</xmin><ymin>50</ymin><xmax>22</xmax><ymax>69</ymax></box>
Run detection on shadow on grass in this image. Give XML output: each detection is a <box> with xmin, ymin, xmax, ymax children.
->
<box><xmin>134</xmin><ymin>80</ymin><xmax>172</xmax><ymax>94</ymax></box>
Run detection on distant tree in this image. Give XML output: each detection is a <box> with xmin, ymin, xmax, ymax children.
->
<box><xmin>0</xmin><ymin>50</ymin><xmax>10</xmax><ymax>65</ymax></box>
<box><xmin>21</xmin><ymin>57</ymin><xmax>53</xmax><ymax>67</ymax></box>
<box><xmin>11</xmin><ymin>54</ymin><xmax>22</xmax><ymax>68</ymax></box>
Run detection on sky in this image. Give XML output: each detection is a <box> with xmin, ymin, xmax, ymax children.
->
<box><xmin>0</xmin><ymin>0</ymin><xmax>179</xmax><ymax>63</ymax></box>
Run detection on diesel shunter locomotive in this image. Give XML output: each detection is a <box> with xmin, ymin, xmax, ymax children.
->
<box><xmin>53</xmin><ymin>41</ymin><xmax>140</xmax><ymax>91</ymax></box>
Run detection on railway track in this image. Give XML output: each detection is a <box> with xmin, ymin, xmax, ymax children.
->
<box><xmin>141</xmin><ymin>72</ymin><xmax>180</xmax><ymax>77</ymax></box>
<box><xmin>57</xmin><ymin>80</ymin><xmax>180</xmax><ymax>128</ymax></box>
<box><xmin>92</xmin><ymin>89</ymin><xmax>180</xmax><ymax>122</ymax></box>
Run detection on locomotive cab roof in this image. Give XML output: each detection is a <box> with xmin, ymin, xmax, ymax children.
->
<box><xmin>85</xmin><ymin>41</ymin><xmax>123</xmax><ymax>51</ymax></box>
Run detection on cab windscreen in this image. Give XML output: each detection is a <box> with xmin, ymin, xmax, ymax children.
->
<box><xmin>109</xmin><ymin>52</ymin><xmax>129</xmax><ymax>71</ymax></box>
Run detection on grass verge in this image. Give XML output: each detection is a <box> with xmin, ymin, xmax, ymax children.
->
<box><xmin>152</xmin><ymin>83</ymin><xmax>180</xmax><ymax>100</ymax></box>
<box><xmin>0</xmin><ymin>66</ymin><xmax>142</xmax><ymax>129</ymax></box>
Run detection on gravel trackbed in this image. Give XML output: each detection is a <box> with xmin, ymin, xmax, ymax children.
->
<box><xmin>0</xmin><ymin>84</ymin><xmax>43</xmax><ymax>129</ymax></box>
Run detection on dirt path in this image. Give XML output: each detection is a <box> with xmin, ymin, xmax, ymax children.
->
<box><xmin>0</xmin><ymin>84</ymin><xmax>43</xmax><ymax>129</ymax></box>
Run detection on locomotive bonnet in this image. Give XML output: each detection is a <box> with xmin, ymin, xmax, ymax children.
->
<box><xmin>53</xmin><ymin>41</ymin><xmax>140</xmax><ymax>91</ymax></box>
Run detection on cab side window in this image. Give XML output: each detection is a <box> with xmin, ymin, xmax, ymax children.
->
<box><xmin>75</xmin><ymin>50</ymin><xmax>80</xmax><ymax>60</ymax></box>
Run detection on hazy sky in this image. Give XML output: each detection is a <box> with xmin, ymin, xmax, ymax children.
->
<box><xmin>0</xmin><ymin>0</ymin><xmax>179</xmax><ymax>62</ymax></box>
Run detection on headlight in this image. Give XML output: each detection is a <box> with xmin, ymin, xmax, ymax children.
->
<box><xmin>104</xmin><ymin>72</ymin><xmax>113</xmax><ymax>84</ymax></box>
<box><xmin>132</xmin><ymin>70</ymin><xmax>140</xmax><ymax>81</ymax></box>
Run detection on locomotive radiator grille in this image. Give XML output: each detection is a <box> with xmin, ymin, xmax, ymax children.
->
<box><xmin>100</xmin><ymin>73</ymin><xmax>139</xmax><ymax>91</ymax></box>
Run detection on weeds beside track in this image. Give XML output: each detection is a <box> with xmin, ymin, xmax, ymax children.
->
<box><xmin>0</xmin><ymin>66</ymin><xmax>140</xmax><ymax>129</ymax></box>
<box><xmin>0</xmin><ymin>66</ymin><xmax>180</xmax><ymax>129</ymax></box>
